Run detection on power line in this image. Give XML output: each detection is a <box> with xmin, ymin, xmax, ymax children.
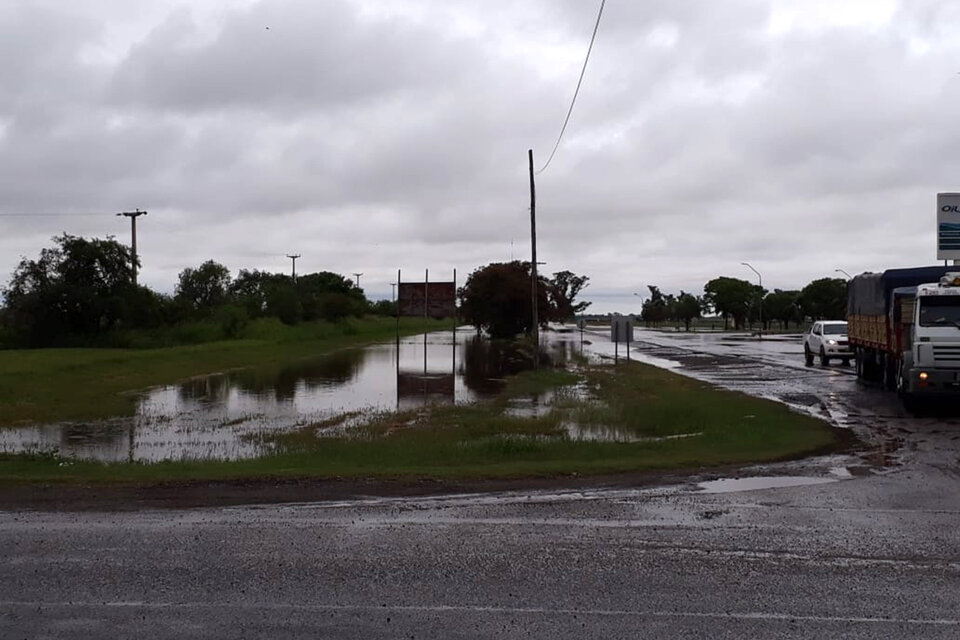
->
<box><xmin>0</xmin><ymin>212</ymin><xmax>109</xmax><ymax>217</ymax></box>
<box><xmin>536</xmin><ymin>0</ymin><xmax>606</xmax><ymax>175</ymax></box>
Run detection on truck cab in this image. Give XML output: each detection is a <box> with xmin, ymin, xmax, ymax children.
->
<box><xmin>901</xmin><ymin>274</ymin><xmax>960</xmax><ymax>397</ymax></box>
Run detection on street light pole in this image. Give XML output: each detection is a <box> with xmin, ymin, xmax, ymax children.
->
<box><xmin>835</xmin><ymin>268</ymin><xmax>852</xmax><ymax>280</ymax></box>
<box><xmin>741</xmin><ymin>262</ymin><xmax>763</xmax><ymax>339</ymax></box>
<box><xmin>353</xmin><ymin>273</ymin><xmax>363</xmax><ymax>288</ymax></box>
<box><xmin>390</xmin><ymin>282</ymin><xmax>397</xmax><ymax>302</ymax></box>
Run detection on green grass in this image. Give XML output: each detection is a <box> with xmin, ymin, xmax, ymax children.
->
<box><xmin>0</xmin><ymin>316</ymin><xmax>451</xmax><ymax>426</ymax></box>
<box><xmin>0</xmin><ymin>360</ymin><xmax>839</xmax><ymax>485</ymax></box>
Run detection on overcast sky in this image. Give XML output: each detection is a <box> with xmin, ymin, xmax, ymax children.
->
<box><xmin>2</xmin><ymin>0</ymin><xmax>959</xmax><ymax>313</ymax></box>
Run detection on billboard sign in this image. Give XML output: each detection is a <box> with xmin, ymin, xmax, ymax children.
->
<box><xmin>937</xmin><ymin>193</ymin><xmax>960</xmax><ymax>260</ymax></box>
<box><xmin>398</xmin><ymin>282</ymin><xmax>457</xmax><ymax>318</ymax></box>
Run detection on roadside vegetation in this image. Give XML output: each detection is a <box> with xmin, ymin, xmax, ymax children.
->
<box><xmin>0</xmin><ymin>359</ymin><xmax>838</xmax><ymax>485</ymax></box>
<box><xmin>619</xmin><ymin>277</ymin><xmax>848</xmax><ymax>332</ymax></box>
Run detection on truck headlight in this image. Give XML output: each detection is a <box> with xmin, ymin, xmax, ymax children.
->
<box><xmin>827</xmin><ymin>339</ymin><xmax>838</xmax><ymax>345</ymax></box>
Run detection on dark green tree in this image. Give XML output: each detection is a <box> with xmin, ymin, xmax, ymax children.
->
<box><xmin>703</xmin><ymin>276</ymin><xmax>761</xmax><ymax>330</ymax></box>
<box><xmin>548</xmin><ymin>270</ymin><xmax>591</xmax><ymax>320</ymax></box>
<box><xmin>675</xmin><ymin>291</ymin><xmax>702</xmax><ymax>331</ymax></box>
<box><xmin>798</xmin><ymin>278</ymin><xmax>847</xmax><ymax>320</ymax></box>
<box><xmin>1</xmin><ymin>234</ymin><xmax>143</xmax><ymax>345</ymax></box>
<box><xmin>764</xmin><ymin>289</ymin><xmax>801</xmax><ymax>330</ymax></box>
<box><xmin>459</xmin><ymin>261</ymin><xmax>587</xmax><ymax>338</ymax></box>
<box><xmin>296</xmin><ymin>271</ymin><xmax>366</xmax><ymax>321</ymax></box>
<box><xmin>641</xmin><ymin>285</ymin><xmax>670</xmax><ymax>325</ymax></box>
<box><xmin>175</xmin><ymin>260</ymin><xmax>232</xmax><ymax>314</ymax></box>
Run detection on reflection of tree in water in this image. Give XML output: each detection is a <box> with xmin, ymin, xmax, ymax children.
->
<box><xmin>229</xmin><ymin>349</ymin><xmax>366</xmax><ymax>401</ymax></box>
<box><xmin>461</xmin><ymin>336</ymin><xmax>553</xmax><ymax>395</ymax></box>
<box><xmin>178</xmin><ymin>374</ymin><xmax>232</xmax><ymax>405</ymax></box>
<box><xmin>59</xmin><ymin>421</ymin><xmax>132</xmax><ymax>462</ymax></box>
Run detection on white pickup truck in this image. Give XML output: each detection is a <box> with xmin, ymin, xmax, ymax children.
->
<box><xmin>804</xmin><ymin>320</ymin><xmax>853</xmax><ymax>367</ymax></box>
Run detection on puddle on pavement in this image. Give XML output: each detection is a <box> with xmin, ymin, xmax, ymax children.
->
<box><xmin>697</xmin><ymin>475</ymin><xmax>840</xmax><ymax>493</ymax></box>
<box><xmin>1</xmin><ymin>329</ymin><xmax>583</xmax><ymax>463</ymax></box>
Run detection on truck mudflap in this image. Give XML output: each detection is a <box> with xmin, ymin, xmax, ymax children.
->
<box><xmin>905</xmin><ymin>367</ymin><xmax>960</xmax><ymax>395</ymax></box>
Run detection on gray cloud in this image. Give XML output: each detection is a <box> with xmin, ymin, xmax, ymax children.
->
<box><xmin>3</xmin><ymin>0</ymin><xmax>960</xmax><ymax>311</ymax></box>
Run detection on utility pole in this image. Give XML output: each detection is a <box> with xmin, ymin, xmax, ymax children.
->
<box><xmin>286</xmin><ymin>254</ymin><xmax>301</xmax><ymax>283</ymax></box>
<box><xmin>116</xmin><ymin>209</ymin><xmax>147</xmax><ymax>285</ymax></box>
<box><xmin>529</xmin><ymin>149</ymin><xmax>539</xmax><ymax>369</ymax></box>
<box><xmin>353</xmin><ymin>272</ymin><xmax>363</xmax><ymax>288</ymax></box>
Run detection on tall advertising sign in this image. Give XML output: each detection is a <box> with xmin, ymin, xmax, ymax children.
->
<box><xmin>937</xmin><ymin>193</ymin><xmax>960</xmax><ymax>260</ymax></box>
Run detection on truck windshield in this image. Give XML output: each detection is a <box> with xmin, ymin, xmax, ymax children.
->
<box><xmin>919</xmin><ymin>297</ymin><xmax>960</xmax><ymax>327</ymax></box>
<box><xmin>823</xmin><ymin>324</ymin><xmax>847</xmax><ymax>335</ymax></box>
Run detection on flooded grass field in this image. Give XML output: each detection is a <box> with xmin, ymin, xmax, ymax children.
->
<box><xmin>0</xmin><ymin>330</ymin><xmax>578</xmax><ymax>462</ymax></box>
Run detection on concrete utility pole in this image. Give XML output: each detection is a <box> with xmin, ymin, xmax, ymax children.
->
<box><xmin>116</xmin><ymin>209</ymin><xmax>147</xmax><ymax>285</ymax></box>
<box><xmin>528</xmin><ymin>149</ymin><xmax>539</xmax><ymax>369</ymax></box>
<box><xmin>741</xmin><ymin>262</ymin><xmax>763</xmax><ymax>339</ymax></box>
<box><xmin>286</xmin><ymin>254</ymin><xmax>301</xmax><ymax>282</ymax></box>
<box><xmin>353</xmin><ymin>273</ymin><xmax>363</xmax><ymax>288</ymax></box>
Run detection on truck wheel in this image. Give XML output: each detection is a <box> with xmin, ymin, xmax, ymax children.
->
<box><xmin>896</xmin><ymin>365</ymin><xmax>919</xmax><ymax>413</ymax></box>
<box><xmin>804</xmin><ymin>345</ymin><xmax>814</xmax><ymax>366</ymax></box>
<box><xmin>819</xmin><ymin>347</ymin><xmax>830</xmax><ymax>366</ymax></box>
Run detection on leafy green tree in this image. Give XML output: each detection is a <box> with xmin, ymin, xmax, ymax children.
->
<box><xmin>230</xmin><ymin>269</ymin><xmax>288</xmax><ymax>318</ymax></box>
<box><xmin>798</xmin><ymin>278</ymin><xmax>847</xmax><ymax>320</ymax></box>
<box><xmin>2</xmin><ymin>234</ymin><xmax>141</xmax><ymax>345</ymax></box>
<box><xmin>548</xmin><ymin>270</ymin><xmax>591</xmax><ymax>320</ymax></box>
<box><xmin>296</xmin><ymin>271</ymin><xmax>366</xmax><ymax>321</ymax></box>
<box><xmin>764</xmin><ymin>289</ymin><xmax>801</xmax><ymax>330</ymax></box>
<box><xmin>641</xmin><ymin>285</ymin><xmax>670</xmax><ymax>325</ymax></box>
<box><xmin>175</xmin><ymin>260</ymin><xmax>232</xmax><ymax>314</ymax></box>
<box><xmin>370</xmin><ymin>299</ymin><xmax>398</xmax><ymax>316</ymax></box>
<box><xmin>459</xmin><ymin>261</ymin><xmax>587</xmax><ymax>338</ymax></box>
<box><xmin>675</xmin><ymin>291</ymin><xmax>702</xmax><ymax>331</ymax></box>
<box><xmin>703</xmin><ymin>276</ymin><xmax>760</xmax><ymax>330</ymax></box>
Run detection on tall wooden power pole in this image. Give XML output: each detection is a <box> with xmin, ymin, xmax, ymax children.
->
<box><xmin>117</xmin><ymin>209</ymin><xmax>147</xmax><ymax>285</ymax></box>
<box><xmin>528</xmin><ymin>150</ymin><xmax>539</xmax><ymax>369</ymax></box>
<box><xmin>286</xmin><ymin>254</ymin><xmax>301</xmax><ymax>282</ymax></box>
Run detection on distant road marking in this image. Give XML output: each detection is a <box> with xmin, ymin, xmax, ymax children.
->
<box><xmin>1</xmin><ymin>601</ymin><xmax>957</xmax><ymax>626</ymax></box>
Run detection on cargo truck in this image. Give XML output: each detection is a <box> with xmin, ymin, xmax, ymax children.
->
<box><xmin>848</xmin><ymin>266</ymin><xmax>960</xmax><ymax>408</ymax></box>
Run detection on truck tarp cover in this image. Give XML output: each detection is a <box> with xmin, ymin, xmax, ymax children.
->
<box><xmin>848</xmin><ymin>266</ymin><xmax>956</xmax><ymax>315</ymax></box>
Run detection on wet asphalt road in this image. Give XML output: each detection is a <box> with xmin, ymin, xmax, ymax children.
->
<box><xmin>2</xmin><ymin>330</ymin><xmax>959</xmax><ymax>638</ymax></box>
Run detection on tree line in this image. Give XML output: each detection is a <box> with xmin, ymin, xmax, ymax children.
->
<box><xmin>0</xmin><ymin>234</ymin><xmax>391</xmax><ymax>348</ymax></box>
<box><xmin>639</xmin><ymin>276</ymin><xmax>848</xmax><ymax>331</ymax></box>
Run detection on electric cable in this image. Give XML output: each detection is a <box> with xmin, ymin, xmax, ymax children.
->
<box><xmin>536</xmin><ymin>0</ymin><xmax>606</xmax><ymax>175</ymax></box>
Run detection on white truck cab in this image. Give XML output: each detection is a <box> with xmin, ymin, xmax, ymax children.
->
<box><xmin>903</xmin><ymin>274</ymin><xmax>960</xmax><ymax>395</ymax></box>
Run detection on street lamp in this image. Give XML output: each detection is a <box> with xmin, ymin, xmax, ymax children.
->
<box><xmin>633</xmin><ymin>292</ymin><xmax>644</xmax><ymax>324</ymax></box>
<box><xmin>741</xmin><ymin>262</ymin><xmax>763</xmax><ymax>339</ymax></box>
<box><xmin>835</xmin><ymin>268</ymin><xmax>852</xmax><ymax>280</ymax></box>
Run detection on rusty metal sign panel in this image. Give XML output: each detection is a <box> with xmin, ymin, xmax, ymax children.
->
<box><xmin>398</xmin><ymin>282</ymin><xmax>457</xmax><ymax>318</ymax></box>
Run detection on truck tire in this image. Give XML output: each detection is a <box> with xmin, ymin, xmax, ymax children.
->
<box><xmin>883</xmin><ymin>357</ymin><xmax>898</xmax><ymax>391</ymax></box>
<box><xmin>897</xmin><ymin>364</ymin><xmax>920</xmax><ymax>414</ymax></box>
<box><xmin>804</xmin><ymin>345</ymin><xmax>814</xmax><ymax>366</ymax></box>
<box><xmin>820</xmin><ymin>347</ymin><xmax>830</xmax><ymax>366</ymax></box>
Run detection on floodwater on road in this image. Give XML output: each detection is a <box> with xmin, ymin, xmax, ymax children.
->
<box><xmin>0</xmin><ymin>329</ymin><xmax>580</xmax><ymax>463</ymax></box>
